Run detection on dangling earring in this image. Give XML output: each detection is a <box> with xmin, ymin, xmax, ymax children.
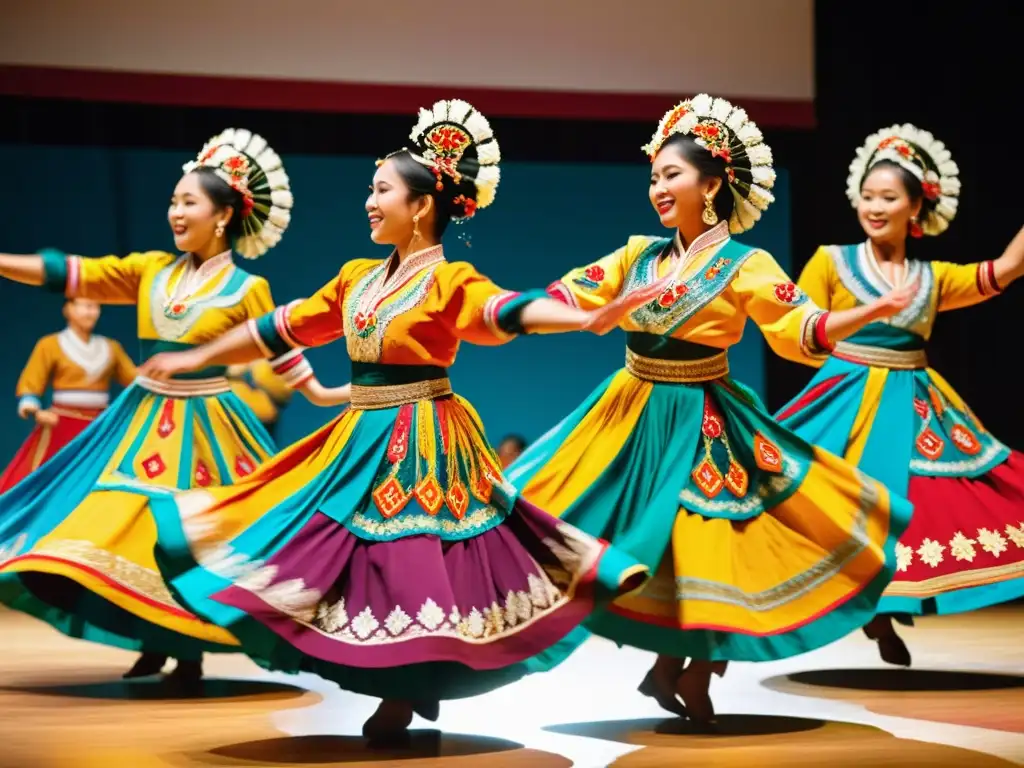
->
<box><xmin>909</xmin><ymin>215</ymin><xmax>923</xmax><ymax>239</ymax></box>
<box><xmin>702</xmin><ymin>194</ymin><xmax>719</xmax><ymax>226</ymax></box>
<box><xmin>215</xmin><ymin>221</ymin><xmax>226</xmax><ymax>238</ymax></box>
<box><xmin>412</xmin><ymin>214</ymin><xmax>421</xmax><ymax>242</ymax></box>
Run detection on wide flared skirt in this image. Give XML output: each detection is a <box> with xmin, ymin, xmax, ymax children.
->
<box><xmin>149</xmin><ymin>393</ymin><xmax>647</xmax><ymax>701</ymax></box>
<box><xmin>0</xmin><ymin>409</ymin><xmax>100</xmax><ymax>494</ymax></box>
<box><xmin>508</xmin><ymin>368</ymin><xmax>910</xmax><ymax>664</ymax></box>
<box><xmin>0</xmin><ymin>383</ymin><xmax>276</xmax><ymax>655</ymax></box>
<box><xmin>777</xmin><ymin>358</ymin><xmax>1024</xmax><ymax>615</ymax></box>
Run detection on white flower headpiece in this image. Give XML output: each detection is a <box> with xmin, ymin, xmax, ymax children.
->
<box><xmin>182</xmin><ymin>128</ymin><xmax>294</xmax><ymax>258</ymax></box>
<box><xmin>642</xmin><ymin>94</ymin><xmax>776</xmax><ymax>234</ymax></box>
<box><xmin>846</xmin><ymin>123</ymin><xmax>960</xmax><ymax>236</ymax></box>
<box><xmin>406</xmin><ymin>99</ymin><xmax>501</xmax><ymax>220</ymax></box>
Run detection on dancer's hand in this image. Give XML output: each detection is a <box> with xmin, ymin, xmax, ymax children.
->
<box><xmin>301</xmin><ymin>380</ymin><xmax>351</xmax><ymax>407</ymax></box>
<box><xmin>34</xmin><ymin>409</ymin><xmax>59</xmax><ymax>427</ymax></box>
<box><xmin>869</xmin><ymin>278</ymin><xmax>919</xmax><ymax>320</ymax></box>
<box><xmin>581</xmin><ymin>277</ymin><xmax>670</xmax><ymax>336</ymax></box>
<box><xmin>138</xmin><ymin>350</ymin><xmax>208</xmax><ymax>381</ymax></box>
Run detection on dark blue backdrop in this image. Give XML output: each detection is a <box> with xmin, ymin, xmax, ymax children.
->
<box><xmin>0</xmin><ymin>144</ymin><xmax>791</xmax><ymax>457</ymax></box>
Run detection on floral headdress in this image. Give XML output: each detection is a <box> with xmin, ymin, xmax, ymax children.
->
<box><xmin>642</xmin><ymin>94</ymin><xmax>776</xmax><ymax>234</ymax></box>
<box><xmin>846</xmin><ymin>123</ymin><xmax>959</xmax><ymax>236</ymax></box>
<box><xmin>182</xmin><ymin>128</ymin><xmax>294</xmax><ymax>258</ymax></box>
<box><xmin>380</xmin><ymin>99</ymin><xmax>501</xmax><ymax>223</ymax></box>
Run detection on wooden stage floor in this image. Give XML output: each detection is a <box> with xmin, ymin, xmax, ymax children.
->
<box><xmin>0</xmin><ymin>605</ymin><xmax>1021</xmax><ymax>767</ymax></box>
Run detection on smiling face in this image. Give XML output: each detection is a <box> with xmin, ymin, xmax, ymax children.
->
<box><xmin>168</xmin><ymin>172</ymin><xmax>227</xmax><ymax>253</ymax></box>
<box><xmin>648</xmin><ymin>141</ymin><xmax>721</xmax><ymax>230</ymax></box>
<box><xmin>366</xmin><ymin>159</ymin><xmax>429</xmax><ymax>246</ymax></box>
<box><xmin>857</xmin><ymin>164</ymin><xmax>922</xmax><ymax>245</ymax></box>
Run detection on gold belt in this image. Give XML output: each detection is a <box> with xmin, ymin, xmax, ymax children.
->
<box><xmin>349</xmin><ymin>378</ymin><xmax>454</xmax><ymax>410</ymax></box>
<box><xmin>625</xmin><ymin>348</ymin><xmax>729</xmax><ymax>383</ymax></box>
<box><xmin>832</xmin><ymin>341</ymin><xmax>927</xmax><ymax>370</ymax></box>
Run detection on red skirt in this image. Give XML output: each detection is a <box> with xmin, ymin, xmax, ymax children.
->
<box><xmin>881</xmin><ymin>451</ymin><xmax>1024</xmax><ymax>614</ymax></box>
<box><xmin>0</xmin><ymin>408</ymin><xmax>102</xmax><ymax>493</ymax></box>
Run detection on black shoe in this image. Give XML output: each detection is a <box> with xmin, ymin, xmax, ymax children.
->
<box><xmin>123</xmin><ymin>652</ymin><xmax>168</xmax><ymax>679</ymax></box>
<box><xmin>638</xmin><ymin>668</ymin><xmax>689</xmax><ymax>718</ymax></box>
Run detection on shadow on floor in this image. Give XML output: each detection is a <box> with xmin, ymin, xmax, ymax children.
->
<box><xmin>203</xmin><ymin>733</ymin><xmax>571</xmax><ymax>766</ymax></box>
<box><xmin>547</xmin><ymin>714</ymin><xmax>827</xmax><ymax>741</ymax></box>
<box><xmin>768</xmin><ymin>668</ymin><xmax>1024</xmax><ymax>692</ymax></box>
<box><xmin>0</xmin><ymin>676</ymin><xmax>309</xmax><ymax>702</ymax></box>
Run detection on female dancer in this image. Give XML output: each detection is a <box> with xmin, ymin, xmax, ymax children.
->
<box><xmin>1</xmin><ymin>298</ymin><xmax>136</xmax><ymax>492</ymax></box>
<box><xmin>138</xmin><ymin>100</ymin><xmax>657</xmax><ymax>738</ymax></box>
<box><xmin>776</xmin><ymin>124</ymin><xmax>1024</xmax><ymax>665</ymax></box>
<box><xmin>0</xmin><ymin>128</ymin><xmax>343</xmax><ymax>686</ymax></box>
<box><xmin>506</xmin><ymin>94</ymin><xmax>917</xmax><ymax>725</ymax></box>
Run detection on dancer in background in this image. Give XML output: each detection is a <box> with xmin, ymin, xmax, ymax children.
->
<box><xmin>0</xmin><ymin>128</ymin><xmax>344</xmax><ymax>688</ymax></box>
<box><xmin>507</xmin><ymin>94</ymin><xmax>915</xmax><ymax>725</ymax></box>
<box><xmin>139</xmin><ymin>99</ymin><xmax>659</xmax><ymax>739</ymax></box>
<box><xmin>1</xmin><ymin>298</ymin><xmax>136</xmax><ymax>493</ymax></box>
<box><xmin>496</xmin><ymin>433</ymin><xmax>527</xmax><ymax>469</ymax></box>
<box><xmin>226</xmin><ymin>359</ymin><xmax>295</xmax><ymax>440</ymax></box>
<box><xmin>776</xmin><ymin>124</ymin><xmax>1024</xmax><ymax>666</ymax></box>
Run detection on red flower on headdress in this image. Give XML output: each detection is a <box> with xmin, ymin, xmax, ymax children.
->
<box><xmin>424</xmin><ymin>125</ymin><xmax>472</xmax><ymax>190</ymax></box>
<box><xmin>922</xmin><ymin>181</ymin><xmax>941</xmax><ymax>200</ymax></box>
<box><xmin>200</xmin><ymin>145</ymin><xmax>218</xmax><ymax>163</ymax></box>
<box><xmin>693</xmin><ymin>121</ymin><xmax>733</xmax><ymax>164</ymax></box>
<box><xmin>662</xmin><ymin>106</ymin><xmax>689</xmax><ymax>137</ymax></box>
<box><xmin>239</xmin><ymin>192</ymin><xmax>255</xmax><ymax>218</ymax></box>
<box><xmin>428</xmin><ymin>126</ymin><xmax>470</xmax><ymax>153</ymax></box>
<box><xmin>452</xmin><ymin>194</ymin><xmax>477</xmax><ymax>219</ymax></box>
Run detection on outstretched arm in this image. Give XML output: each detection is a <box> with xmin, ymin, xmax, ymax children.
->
<box><xmin>0</xmin><ymin>254</ymin><xmax>45</xmax><ymax>286</ymax></box>
<box><xmin>734</xmin><ymin>250</ymin><xmax>916</xmax><ymax>364</ymax></box>
<box><xmin>520</xmin><ymin>284</ymin><xmax>668</xmax><ymax>335</ymax></box>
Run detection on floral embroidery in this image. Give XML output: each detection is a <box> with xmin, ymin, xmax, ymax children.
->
<box><xmin>690</xmin><ymin>399</ymin><xmax>749</xmax><ymax>500</ymax></box>
<box><xmin>625</xmin><ymin>237</ymin><xmax>755</xmax><ymax>335</ymax></box>
<box><xmin>345</xmin><ymin>248</ymin><xmax>444</xmax><ymax>362</ymax></box>
<box><xmin>658</xmin><ymin>283</ymin><xmax>689</xmax><ymax>307</ymax></box>
<box><xmin>704</xmin><ymin>257</ymin><xmax>732</xmax><ymax>281</ymax></box>
<box><xmin>572</xmin><ymin>264</ymin><xmax>605</xmax><ymax>290</ymax></box>
<box><xmin>773</xmin><ymin>282</ymin><xmax>803</xmax><ymax>304</ymax></box>
<box><xmin>895</xmin><ymin>543</ymin><xmax>913</xmax><ymax>572</ymax></box>
<box><xmin>195</xmin><ymin>521</ymin><xmax>602</xmax><ymax>648</ymax></box>
<box><xmin>949</xmin><ymin>531</ymin><xmax>977</xmax><ymax>562</ymax></box>
<box><xmin>1007</xmin><ymin>523</ymin><xmax>1024</xmax><ymax>549</ymax></box>
<box><xmin>916</xmin><ymin>538</ymin><xmax>945</xmax><ymax>568</ymax></box>
<box><xmin>977</xmin><ymin>528</ymin><xmax>1008</xmax><ymax>558</ymax></box>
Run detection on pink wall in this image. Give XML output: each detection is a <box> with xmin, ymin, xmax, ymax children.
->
<box><xmin>0</xmin><ymin>0</ymin><xmax>814</xmax><ymax>126</ymax></box>
<box><xmin>0</xmin><ymin>0</ymin><xmax>813</xmax><ymax>98</ymax></box>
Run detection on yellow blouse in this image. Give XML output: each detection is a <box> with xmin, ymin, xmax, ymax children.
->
<box><xmin>547</xmin><ymin>221</ymin><xmax>829</xmax><ymax>363</ymax></box>
<box><xmin>251</xmin><ymin>245</ymin><xmax>538</xmax><ymax>366</ymax></box>
<box><xmin>41</xmin><ymin>248</ymin><xmax>312</xmax><ymax>387</ymax></box>
<box><xmin>797</xmin><ymin>242</ymin><xmax>1002</xmax><ymax>340</ymax></box>
<box><xmin>16</xmin><ymin>330</ymin><xmax>136</xmax><ymax>416</ymax></box>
